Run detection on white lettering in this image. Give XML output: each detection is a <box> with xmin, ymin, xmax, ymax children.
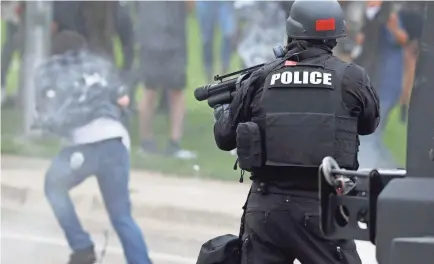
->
<box><xmin>303</xmin><ymin>71</ymin><xmax>309</xmax><ymax>84</ymax></box>
<box><xmin>310</xmin><ymin>72</ymin><xmax>322</xmax><ymax>84</ymax></box>
<box><xmin>293</xmin><ymin>71</ymin><xmax>302</xmax><ymax>84</ymax></box>
<box><xmin>281</xmin><ymin>72</ymin><xmax>292</xmax><ymax>84</ymax></box>
<box><xmin>269</xmin><ymin>71</ymin><xmax>333</xmax><ymax>86</ymax></box>
<box><xmin>323</xmin><ymin>73</ymin><xmax>332</xmax><ymax>85</ymax></box>
<box><xmin>270</xmin><ymin>73</ymin><xmax>281</xmax><ymax>85</ymax></box>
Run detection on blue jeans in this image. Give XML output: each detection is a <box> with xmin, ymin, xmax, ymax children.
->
<box><xmin>196</xmin><ymin>1</ymin><xmax>236</xmax><ymax>79</ymax></box>
<box><xmin>377</xmin><ymin>82</ymin><xmax>402</xmax><ymax>134</ymax></box>
<box><xmin>44</xmin><ymin>138</ymin><xmax>152</xmax><ymax>264</ymax></box>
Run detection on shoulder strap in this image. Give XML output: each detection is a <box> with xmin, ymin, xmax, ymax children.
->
<box><xmin>286</xmin><ymin>47</ymin><xmax>331</xmax><ymax>63</ymax></box>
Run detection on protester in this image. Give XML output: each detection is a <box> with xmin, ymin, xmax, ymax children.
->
<box><xmin>1</xmin><ymin>0</ymin><xmax>24</xmax><ymax>106</ymax></box>
<box><xmin>36</xmin><ymin>30</ymin><xmax>152</xmax><ymax>264</ymax></box>
<box><xmin>334</xmin><ymin>1</ymin><xmax>365</xmax><ymax>62</ymax></box>
<box><xmin>399</xmin><ymin>2</ymin><xmax>423</xmax><ymax>122</ymax></box>
<box><xmin>354</xmin><ymin>1</ymin><xmax>408</xmax><ymax>141</ymax></box>
<box><xmin>195</xmin><ymin>0</ymin><xmax>236</xmax><ymax>82</ymax></box>
<box><xmin>136</xmin><ymin>1</ymin><xmax>196</xmax><ymax>159</ymax></box>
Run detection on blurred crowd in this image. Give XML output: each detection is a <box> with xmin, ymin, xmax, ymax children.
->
<box><xmin>1</xmin><ymin>0</ymin><xmax>424</xmax><ymax>155</ymax></box>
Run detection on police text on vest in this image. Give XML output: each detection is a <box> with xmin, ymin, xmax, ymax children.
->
<box><xmin>269</xmin><ymin>71</ymin><xmax>332</xmax><ymax>86</ymax></box>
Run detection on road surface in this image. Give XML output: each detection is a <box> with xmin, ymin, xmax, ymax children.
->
<box><xmin>1</xmin><ymin>207</ymin><xmax>201</xmax><ymax>264</ymax></box>
<box><xmin>1</xmin><ymin>155</ymin><xmax>380</xmax><ymax>264</ymax></box>
<box><xmin>1</xmin><ymin>204</ymin><xmax>377</xmax><ymax>264</ymax></box>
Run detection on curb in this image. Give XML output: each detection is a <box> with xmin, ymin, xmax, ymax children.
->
<box><xmin>1</xmin><ymin>155</ymin><xmax>249</xmax><ymax>228</ymax></box>
<box><xmin>0</xmin><ymin>182</ymin><xmax>241</xmax><ymax>228</ymax></box>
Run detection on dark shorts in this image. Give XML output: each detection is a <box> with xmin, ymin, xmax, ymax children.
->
<box><xmin>241</xmin><ymin>182</ymin><xmax>362</xmax><ymax>264</ymax></box>
<box><xmin>140</xmin><ymin>48</ymin><xmax>187</xmax><ymax>90</ymax></box>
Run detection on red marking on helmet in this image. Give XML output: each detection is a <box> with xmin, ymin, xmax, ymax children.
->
<box><xmin>285</xmin><ymin>61</ymin><xmax>297</xmax><ymax>66</ymax></box>
<box><xmin>315</xmin><ymin>18</ymin><xmax>336</xmax><ymax>31</ymax></box>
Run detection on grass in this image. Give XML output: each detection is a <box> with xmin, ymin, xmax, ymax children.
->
<box><xmin>0</xmin><ymin>14</ymin><xmax>407</xmax><ymax>181</ymax></box>
<box><xmin>383</xmin><ymin>107</ymin><xmax>407</xmax><ymax>166</ymax></box>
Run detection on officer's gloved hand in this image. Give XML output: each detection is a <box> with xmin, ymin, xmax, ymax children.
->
<box><xmin>213</xmin><ymin>104</ymin><xmax>230</xmax><ymax>123</ymax></box>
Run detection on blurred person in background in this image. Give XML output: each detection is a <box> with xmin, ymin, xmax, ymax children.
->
<box><xmin>52</xmin><ymin>1</ymin><xmax>134</xmax><ymax>67</ymax></box>
<box><xmin>136</xmin><ymin>1</ymin><xmax>195</xmax><ymax>159</ymax></box>
<box><xmin>112</xmin><ymin>1</ymin><xmax>136</xmax><ymax>115</ymax></box>
<box><xmin>195</xmin><ymin>0</ymin><xmax>236</xmax><ymax>82</ymax></box>
<box><xmin>114</xmin><ymin>1</ymin><xmax>135</xmax><ymax>74</ymax></box>
<box><xmin>1</xmin><ymin>0</ymin><xmax>24</xmax><ymax>106</ymax></box>
<box><xmin>334</xmin><ymin>0</ymin><xmax>364</xmax><ymax>62</ymax></box>
<box><xmin>35</xmin><ymin>32</ymin><xmax>152</xmax><ymax>264</ymax></box>
<box><xmin>354</xmin><ymin>1</ymin><xmax>408</xmax><ymax>144</ymax></box>
<box><xmin>234</xmin><ymin>0</ymin><xmax>286</xmax><ymax>68</ymax></box>
<box><xmin>352</xmin><ymin>1</ymin><xmax>392</xmax><ymax>87</ymax></box>
<box><xmin>399</xmin><ymin>1</ymin><xmax>423</xmax><ymax>122</ymax></box>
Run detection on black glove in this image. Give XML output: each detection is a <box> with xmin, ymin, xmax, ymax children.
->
<box><xmin>213</xmin><ymin>104</ymin><xmax>230</xmax><ymax>123</ymax></box>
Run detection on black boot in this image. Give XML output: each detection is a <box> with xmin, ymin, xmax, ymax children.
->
<box><xmin>68</xmin><ymin>246</ymin><xmax>97</xmax><ymax>264</ymax></box>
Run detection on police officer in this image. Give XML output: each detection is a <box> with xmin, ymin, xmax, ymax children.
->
<box><xmin>213</xmin><ymin>0</ymin><xmax>380</xmax><ymax>263</ymax></box>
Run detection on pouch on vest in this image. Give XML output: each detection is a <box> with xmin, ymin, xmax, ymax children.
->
<box><xmin>236</xmin><ymin>122</ymin><xmax>263</xmax><ymax>171</ymax></box>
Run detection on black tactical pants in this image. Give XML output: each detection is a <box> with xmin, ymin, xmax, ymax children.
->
<box><xmin>241</xmin><ymin>182</ymin><xmax>362</xmax><ymax>264</ymax></box>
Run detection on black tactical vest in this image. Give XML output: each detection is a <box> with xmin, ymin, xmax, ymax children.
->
<box><xmin>236</xmin><ymin>50</ymin><xmax>359</xmax><ymax>171</ymax></box>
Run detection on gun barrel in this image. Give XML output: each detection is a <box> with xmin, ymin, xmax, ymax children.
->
<box><xmin>194</xmin><ymin>79</ymin><xmax>237</xmax><ymax>102</ymax></box>
<box><xmin>194</xmin><ymin>84</ymin><xmax>212</xmax><ymax>101</ymax></box>
<box><xmin>194</xmin><ymin>63</ymin><xmax>265</xmax><ymax>106</ymax></box>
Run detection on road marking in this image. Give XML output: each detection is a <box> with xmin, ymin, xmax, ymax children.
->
<box><xmin>1</xmin><ymin>232</ymin><xmax>197</xmax><ymax>264</ymax></box>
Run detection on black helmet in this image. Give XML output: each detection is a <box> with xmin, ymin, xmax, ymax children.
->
<box><xmin>286</xmin><ymin>0</ymin><xmax>347</xmax><ymax>40</ymax></box>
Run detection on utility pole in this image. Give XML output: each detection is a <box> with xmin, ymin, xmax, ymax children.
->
<box><xmin>21</xmin><ymin>0</ymin><xmax>52</xmax><ymax>136</ymax></box>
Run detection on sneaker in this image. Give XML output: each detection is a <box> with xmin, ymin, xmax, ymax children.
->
<box><xmin>164</xmin><ymin>140</ymin><xmax>197</xmax><ymax>160</ymax></box>
<box><xmin>68</xmin><ymin>246</ymin><xmax>96</xmax><ymax>264</ymax></box>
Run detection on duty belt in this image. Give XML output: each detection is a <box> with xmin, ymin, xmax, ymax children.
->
<box><xmin>250</xmin><ymin>181</ymin><xmax>318</xmax><ymax>198</ymax></box>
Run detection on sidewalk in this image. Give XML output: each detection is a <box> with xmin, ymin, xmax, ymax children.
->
<box><xmin>1</xmin><ymin>155</ymin><xmax>250</xmax><ymax>227</ymax></box>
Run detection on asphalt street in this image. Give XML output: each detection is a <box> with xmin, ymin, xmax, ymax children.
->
<box><xmin>1</xmin><ymin>207</ymin><xmax>378</xmax><ymax>264</ymax></box>
<box><xmin>1</xmin><ymin>150</ymin><xmax>389</xmax><ymax>264</ymax></box>
<box><xmin>1</xmin><ymin>207</ymin><xmax>200</xmax><ymax>264</ymax></box>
